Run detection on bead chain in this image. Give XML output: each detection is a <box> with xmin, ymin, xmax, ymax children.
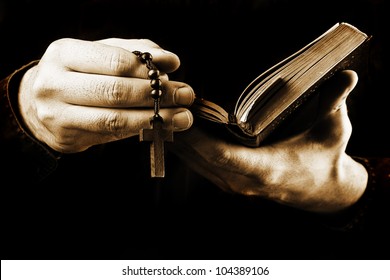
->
<box><xmin>132</xmin><ymin>51</ymin><xmax>163</xmax><ymax>120</ymax></box>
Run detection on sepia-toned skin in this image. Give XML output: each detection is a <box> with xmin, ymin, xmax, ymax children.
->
<box><xmin>17</xmin><ymin>37</ymin><xmax>367</xmax><ymax>213</ymax></box>
<box><xmin>172</xmin><ymin>70</ymin><xmax>368</xmax><ymax>213</ymax></box>
<box><xmin>18</xmin><ymin>38</ymin><xmax>195</xmax><ymax>153</ymax></box>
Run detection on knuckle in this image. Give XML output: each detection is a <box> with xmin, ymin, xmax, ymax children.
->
<box><xmin>205</xmin><ymin>145</ymin><xmax>233</xmax><ymax>168</ymax></box>
<box><xmin>35</xmin><ymin>105</ymin><xmax>56</xmax><ymax>124</ymax></box>
<box><xmin>44</xmin><ymin>38</ymin><xmax>72</xmax><ymax>57</ymax></box>
<box><xmin>31</xmin><ymin>75</ymin><xmax>56</xmax><ymax>98</ymax></box>
<box><xmin>39</xmin><ymin>125</ymin><xmax>84</xmax><ymax>154</ymax></box>
<box><xmin>100</xmin><ymin>80</ymin><xmax>128</xmax><ymax>106</ymax></box>
<box><xmin>51</xmin><ymin>139</ymin><xmax>76</xmax><ymax>153</ymax></box>
<box><xmin>44</xmin><ymin>39</ymin><xmax>62</xmax><ymax>55</ymax></box>
<box><xmin>31</xmin><ymin>77</ymin><xmax>46</xmax><ymax>96</ymax></box>
<box><xmin>51</xmin><ymin>141</ymin><xmax>87</xmax><ymax>154</ymax></box>
<box><xmin>100</xmin><ymin>112</ymin><xmax>126</xmax><ymax>138</ymax></box>
<box><xmin>337</xmin><ymin>130</ymin><xmax>352</xmax><ymax>149</ymax></box>
<box><xmin>138</xmin><ymin>38</ymin><xmax>157</xmax><ymax>47</ymax></box>
<box><xmin>106</xmin><ymin>51</ymin><xmax>128</xmax><ymax>75</ymax></box>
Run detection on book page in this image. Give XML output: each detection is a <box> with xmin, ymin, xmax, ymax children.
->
<box><xmin>235</xmin><ymin>22</ymin><xmax>368</xmax><ymax>137</ymax></box>
<box><xmin>234</xmin><ymin>23</ymin><xmax>340</xmax><ymax>120</ymax></box>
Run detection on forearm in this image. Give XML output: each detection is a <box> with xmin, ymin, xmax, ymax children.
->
<box><xmin>1</xmin><ymin>61</ymin><xmax>59</xmax><ymax>182</ymax></box>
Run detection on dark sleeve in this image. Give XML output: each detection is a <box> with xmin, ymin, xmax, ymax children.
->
<box><xmin>0</xmin><ymin>61</ymin><xmax>60</xmax><ymax>182</ymax></box>
<box><xmin>317</xmin><ymin>156</ymin><xmax>390</xmax><ymax>233</ymax></box>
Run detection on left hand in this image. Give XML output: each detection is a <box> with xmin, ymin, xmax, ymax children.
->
<box><xmin>171</xmin><ymin>70</ymin><xmax>368</xmax><ymax>213</ymax></box>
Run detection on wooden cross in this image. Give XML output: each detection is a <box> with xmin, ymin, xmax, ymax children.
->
<box><xmin>140</xmin><ymin>116</ymin><xmax>173</xmax><ymax>178</ymax></box>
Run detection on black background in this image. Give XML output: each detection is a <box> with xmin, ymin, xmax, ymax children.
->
<box><xmin>1</xmin><ymin>0</ymin><xmax>389</xmax><ymax>260</ymax></box>
<box><xmin>1</xmin><ymin>0</ymin><xmax>388</xmax><ymax>155</ymax></box>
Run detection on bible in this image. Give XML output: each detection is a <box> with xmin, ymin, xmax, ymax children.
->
<box><xmin>191</xmin><ymin>22</ymin><xmax>371</xmax><ymax>147</ymax></box>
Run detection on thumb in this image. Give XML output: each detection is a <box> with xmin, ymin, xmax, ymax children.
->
<box><xmin>317</xmin><ymin>69</ymin><xmax>358</xmax><ymax>118</ymax></box>
<box><xmin>308</xmin><ymin>70</ymin><xmax>358</xmax><ymax>147</ymax></box>
<box><xmin>271</xmin><ymin>70</ymin><xmax>358</xmax><ymax>142</ymax></box>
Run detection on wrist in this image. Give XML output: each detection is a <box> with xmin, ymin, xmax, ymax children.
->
<box><xmin>309</xmin><ymin>154</ymin><xmax>368</xmax><ymax>213</ymax></box>
<box><xmin>318</xmin><ymin>156</ymin><xmax>389</xmax><ymax>231</ymax></box>
<box><xmin>337</xmin><ymin>154</ymin><xmax>369</xmax><ymax>208</ymax></box>
<box><xmin>1</xmin><ymin>61</ymin><xmax>60</xmax><ymax>182</ymax></box>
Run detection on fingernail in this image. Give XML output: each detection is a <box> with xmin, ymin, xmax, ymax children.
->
<box><xmin>174</xmin><ymin>86</ymin><xmax>195</xmax><ymax>106</ymax></box>
<box><xmin>173</xmin><ymin>110</ymin><xmax>193</xmax><ymax>131</ymax></box>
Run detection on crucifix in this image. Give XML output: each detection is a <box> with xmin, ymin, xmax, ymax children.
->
<box><xmin>133</xmin><ymin>50</ymin><xmax>173</xmax><ymax>178</ymax></box>
<box><xmin>140</xmin><ymin>115</ymin><xmax>173</xmax><ymax>178</ymax></box>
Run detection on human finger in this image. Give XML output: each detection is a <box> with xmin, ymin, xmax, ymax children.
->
<box><xmin>37</xmin><ymin>71</ymin><xmax>194</xmax><ymax>108</ymax></box>
<box><xmin>43</xmin><ymin>105</ymin><xmax>193</xmax><ymax>151</ymax></box>
<box><xmin>97</xmin><ymin>38</ymin><xmax>181</xmax><ymax>73</ymax></box>
<box><xmin>41</xmin><ymin>38</ymin><xmax>158</xmax><ymax>78</ymax></box>
<box><xmin>317</xmin><ymin>70</ymin><xmax>358</xmax><ymax>118</ymax></box>
<box><xmin>308</xmin><ymin>70</ymin><xmax>357</xmax><ymax>146</ymax></box>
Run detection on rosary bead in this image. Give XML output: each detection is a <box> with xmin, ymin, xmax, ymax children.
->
<box><xmin>150</xmin><ymin>79</ymin><xmax>162</xmax><ymax>89</ymax></box>
<box><xmin>133</xmin><ymin>50</ymin><xmax>163</xmax><ymax>115</ymax></box>
<box><xmin>134</xmin><ymin>50</ymin><xmax>170</xmax><ymax>178</ymax></box>
<box><xmin>140</xmin><ymin>52</ymin><xmax>153</xmax><ymax>63</ymax></box>
<box><xmin>151</xmin><ymin>89</ymin><xmax>163</xmax><ymax>99</ymax></box>
<box><xmin>148</xmin><ymin>69</ymin><xmax>160</xmax><ymax>80</ymax></box>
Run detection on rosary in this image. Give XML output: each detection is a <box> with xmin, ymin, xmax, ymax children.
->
<box><xmin>133</xmin><ymin>51</ymin><xmax>173</xmax><ymax>178</ymax></box>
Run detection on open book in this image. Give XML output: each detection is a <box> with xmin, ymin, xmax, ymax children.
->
<box><xmin>192</xmin><ymin>22</ymin><xmax>371</xmax><ymax>147</ymax></box>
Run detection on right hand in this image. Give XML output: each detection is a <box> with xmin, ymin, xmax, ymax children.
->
<box><xmin>18</xmin><ymin>38</ymin><xmax>195</xmax><ymax>153</ymax></box>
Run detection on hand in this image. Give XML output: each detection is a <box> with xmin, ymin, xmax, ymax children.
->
<box><xmin>18</xmin><ymin>38</ymin><xmax>195</xmax><ymax>153</ymax></box>
<box><xmin>171</xmin><ymin>70</ymin><xmax>368</xmax><ymax>213</ymax></box>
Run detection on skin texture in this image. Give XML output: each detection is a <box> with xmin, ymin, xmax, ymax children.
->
<box><xmin>17</xmin><ymin>37</ymin><xmax>367</xmax><ymax>213</ymax></box>
<box><xmin>18</xmin><ymin>38</ymin><xmax>195</xmax><ymax>153</ymax></box>
<box><xmin>171</xmin><ymin>70</ymin><xmax>368</xmax><ymax>213</ymax></box>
